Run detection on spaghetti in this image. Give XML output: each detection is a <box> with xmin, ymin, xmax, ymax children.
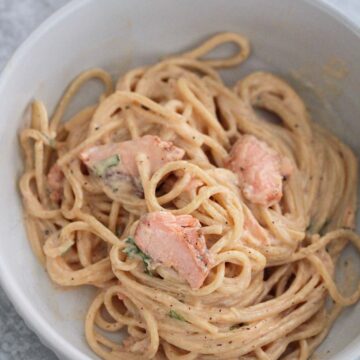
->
<box><xmin>19</xmin><ymin>33</ymin><xmax>360</xmax><ymax>360</ymax></box>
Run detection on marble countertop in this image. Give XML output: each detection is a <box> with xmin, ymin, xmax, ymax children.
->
<box><xmin>0</xmin><ymin>0</ymin><xmax>359</xmax><ymax>359</ymax></box>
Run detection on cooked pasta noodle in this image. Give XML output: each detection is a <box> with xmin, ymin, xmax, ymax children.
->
<box><xmin>19</xmin><ymin>32</ymin><xmax>359</xmax><ymax>360</ymax></box>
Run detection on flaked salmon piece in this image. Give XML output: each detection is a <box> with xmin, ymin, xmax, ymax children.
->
<box><xmin>80</xmin><ymin>135</ymin><xmax>185</xmax><ymax>194</ymax></box>
<box><xmin>81</xmin><ymin>135</ymin><xmax>185</xmax><ymax>177</ymax></box>
<box><xmin>47</xmin><ymin>164</ymin><xmax>64</xmax><ymax>203</ymax></box>
<box><xmin>226</xmin><ymin>135</ymin><xmax>292</xmax><ymax>207</ymax></box>
<box><xmin>134</xmin><ymin>211</ymin><xmax>213</xmax><ymax>289</ymax></box>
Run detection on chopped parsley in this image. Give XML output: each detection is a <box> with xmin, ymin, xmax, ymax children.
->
<box><xmin>168</xmin><ymin>310</ymin><xmax>186</xmax><ymax>322</ymax></box>
<box><xmin>123</xmin><ymin>236</ymin><xmax>152</xmax><ymax>274</ymax></box>
<box><xmin>93</xmin><ymin>154</ymin><xmax>120</xmax><ymax>177</ymax></box>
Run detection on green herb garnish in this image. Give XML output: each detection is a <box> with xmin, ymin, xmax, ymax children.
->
<box><xmin>93</xmin><ymin>154</ymin><xmax>120</xmax><ymax>177</ymax></box>
<box><xmin>123</xmin><ymin>237</ymin><xmax>152</xmax><ymax>274</ymax></box>
<box><xmin>168</xmin><ymin>310</ymin><xmax>186</xmax><ymax>322</ymax></box>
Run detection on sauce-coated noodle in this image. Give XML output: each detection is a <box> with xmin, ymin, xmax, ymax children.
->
<box><xmin>19</xmin><ymin>33</ymin><xmax>359</xmax><ymax>360</ymax></box>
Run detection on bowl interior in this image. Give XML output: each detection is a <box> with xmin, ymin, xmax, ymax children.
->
<box><xmin>0</xmin><ymin>0</ymin><xmax>359</xmax><ymax>359</ymax></box>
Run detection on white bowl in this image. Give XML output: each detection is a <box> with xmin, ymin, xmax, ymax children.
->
<box><xmin>0</xmin><ymin>0</ymin><xmax>359</xmax><ymax>359</ymax></box>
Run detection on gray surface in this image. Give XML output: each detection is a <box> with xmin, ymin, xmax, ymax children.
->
<box><xmin>0</xmin><ymin>0</ymin><xmax>359</xmax><ymax>359</ymax></box>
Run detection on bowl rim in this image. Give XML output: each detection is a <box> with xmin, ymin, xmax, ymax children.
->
<box><xmin>0</xmin><ymin>2</ymin><xmax>94</xmax><ymax>358</ymax></box>
<box><xmin>0</xmin><ymin>0</ymin><xmax>359</xmax><ymax>359</ymax></box>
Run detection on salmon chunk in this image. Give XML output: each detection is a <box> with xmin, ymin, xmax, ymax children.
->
<box><xmin>134</xmin><ymin>211</ymin><xmax>213</xmax><ymax>289</ymax></box>
<box><xmin>226</xmin><ymin>135</ymin><xmax>292</xmax><ymax>207</ymax></box>
<box><xmin>47</xmin><ymin>164</ymin><xmax>64</xmax><ymax>202</ymax></box>
<box><xmin>80</xmin><ymin>135</ymin><xmax>185</xmax><ymax>194</ymax></box>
